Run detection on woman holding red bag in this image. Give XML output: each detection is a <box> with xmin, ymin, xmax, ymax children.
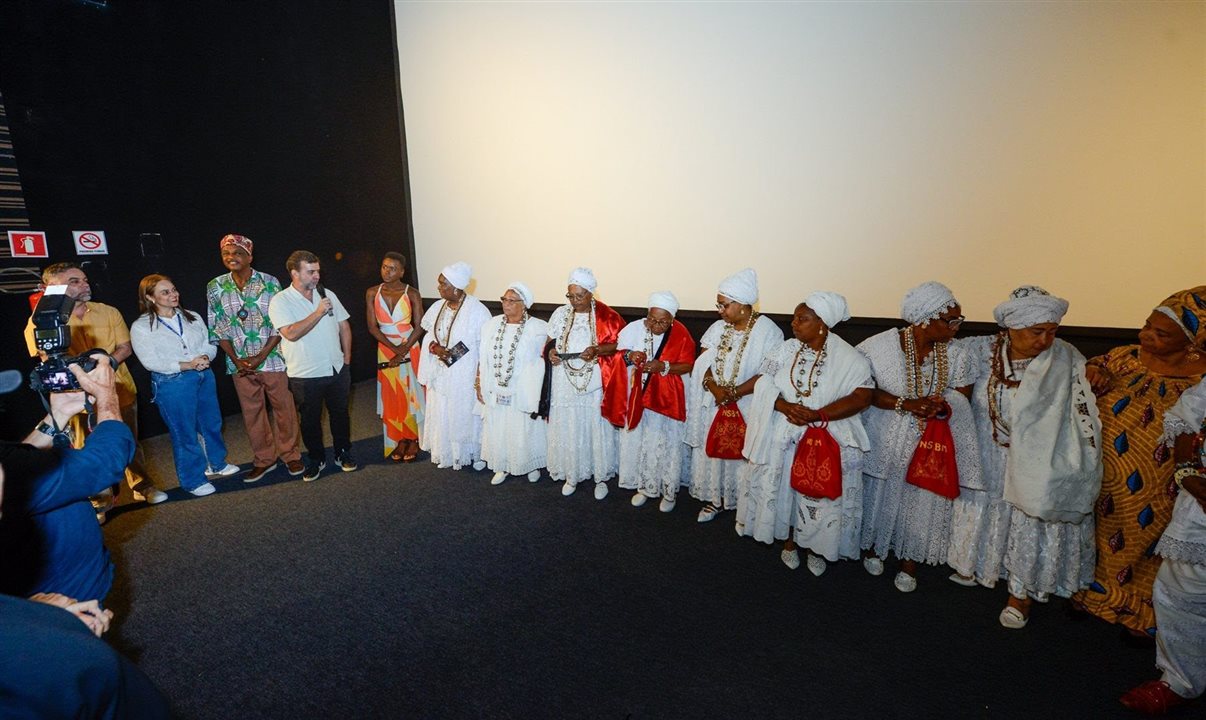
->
<box><xmin>736</xmin><ymin>292</ymin><xmax>873</xmax><ymax>575</ymax></box>
<box><xmin>857</xmin><ymin>281</ymin><xmax>981</xmax><ymax>593</ymax></box>
<box><xmin>949</xmin><ymin>286</ymin><xmax>1102</xmax><ymax>629</ymax></box>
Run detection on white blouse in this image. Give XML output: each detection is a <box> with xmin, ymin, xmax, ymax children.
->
<box><xmin>130</xmin><ymin>310</ymin><xmax>218</xmax><ymax>375</ymax></box>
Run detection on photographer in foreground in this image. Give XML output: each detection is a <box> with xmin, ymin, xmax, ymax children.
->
<box><xmin>0</xmin><ymin>357</ymin><xmax>133</xmax><ymax>603</ymax></box>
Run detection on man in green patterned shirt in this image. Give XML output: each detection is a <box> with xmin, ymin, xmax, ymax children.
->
<box><xmin>206</xmin><ymin>234</ymin><xmax>303</xmax><ymax>482</ymax></box>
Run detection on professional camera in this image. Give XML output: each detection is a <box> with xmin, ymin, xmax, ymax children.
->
<box><xmin>27</xmin><ymin>289</ymin><xmax>111</xmax><ymax>393</ymax></box>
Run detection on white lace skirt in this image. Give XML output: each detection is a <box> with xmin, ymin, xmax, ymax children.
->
<box><xmin>481</xmin><ymin>404</ymin><xmax>547</xmax><ymax>476</ymax></box>
<box><xmin>948</xmin><ymin>487</ymin><xmax>1011</xmax><ymax>586</ymax></box>
<box><xmin>547</xmin><ymin>387</ymin><xmax>617</xmax><ymax>484</ymax></box>
<box><xmin>861</xmin><ymin>474</ymin><xmax>952</xmax><ymax>566</ymax></box>
<box><xmin>1154</xmin><ymin>559</ymin><xmax>1206</xmax><ymax>698</ymax></box>
<box><xmin>618</xmin><ymin>411</ymin><xmax>688</xmax><ymax>498</ymax></box>
<box><xmin>1002</xmin><ymin>507</ymin><xmax>1094</xmax><ymax>599</ymax></box>
<box><xmin>421</xmin><ymin>384</ymin><xmax>481</xmax><ymax>469</ymax></box>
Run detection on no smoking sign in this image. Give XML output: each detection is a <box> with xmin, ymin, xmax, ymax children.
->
<box><xmin>72</xmin><ymin>230</ymin><xmax>109</xmax><ymax>255</ymax></box>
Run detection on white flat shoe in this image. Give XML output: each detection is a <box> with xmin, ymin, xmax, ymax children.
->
<box><xmin>863</xmin><ymin>557</ymin><xmax>884</xmax><ymax>576</ymax></box>
<box><xmin>697</xmin><ymin>504</ymin><xmax>721</xmax><ymax>523</ymax></box>
<box><xmin>490</xmin><ymin>472</ymin><xmax>507</xmax><ymax>486</ymax></box>
<box><xmin>631</xmin><ymin>493</ymin><xmax>647</xmax><ymax>507</ymax></box>
<box><xmin>781</xmin><ymin>549</ymin><xmax>800</xmax><ymax>570</ymax></box>
<box><xmin>206</xmin><ymin>463</ymin><xmax>240</xmax><ymax>477</ymax></box>
<box><xmin>999</xmin><ymin>606</ymin><xmax>1029</xmax><ymax>629</ymax></box>
<box><xmin>527</xmin><ymin>471</ymin><xmax>541</xmax><ymax>483</ymax></box>
<box><xmin>472</xmin><ymin>460</ymin><xmax>487</xmax><ymax>472</ymax></box>
<box><xmin>893</xmin><ymin>571</ymin><xmax>917</xmax><ymax>593</ymax></box>
<box><xmin>659</xmin><ymin>497</ymin><xmax>676</xmax><ymax>513</ymax></box>
<box><xmin>594</xmin><ymin>482</ymin><xmax>609</xmax><ymax>500</ymax></box>
<box><xmin>949</xmin><ymin>573</ymin><xmax>978</xmax><ymax>587</ymax></box>
<box><xmin>806</xmin><ymin>554</ymin><xmax>827</xmax><ymax>577</ymax></box>
<box><xmin>562</xmin><ymin>481</ymin><xmax>577</xmax><ymax>497</ymax></box>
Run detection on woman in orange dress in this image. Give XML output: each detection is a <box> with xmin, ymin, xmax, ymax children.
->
<box><xmin>365</xmin><ymin>252</ymin><xmax>425</xmax><ymax>462</ymax></box>
<box><xmin>1073</xmin><ymin>286</ymin><xmax>1206</xmax><ymax>640</ymax></box>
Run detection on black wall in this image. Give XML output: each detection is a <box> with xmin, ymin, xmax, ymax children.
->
<box><xmin>0</xmin><ymin>0</ymin><xmax>415</xmax><ymax>438</ymax></box>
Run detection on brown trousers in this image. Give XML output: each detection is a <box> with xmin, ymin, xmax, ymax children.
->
<box><xmin>233</xmin><ymin>370</ymin><xmax>302</xmax><ymax>467</ymax></box>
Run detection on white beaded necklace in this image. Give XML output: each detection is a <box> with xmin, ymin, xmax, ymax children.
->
<box><xmin>491</xmin><ymin>312</ymin><xmax>528</xmax><ymax>388</ymax></box>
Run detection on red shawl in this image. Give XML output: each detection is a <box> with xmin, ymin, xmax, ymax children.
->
<box><xmin>624</xmin><ymin>320</ymin><xmax>696</xmax><ymax>430</ymax></box>
<box><xmin>594</xmin><ymin>301</ymin><xmax>628</xmax><ymax>428</ymax></box>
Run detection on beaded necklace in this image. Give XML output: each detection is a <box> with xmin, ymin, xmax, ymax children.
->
<box><xmin>902</xmin><ymin>327</ymin><xmax>948</xmax><ymax>429</ymax></box>
<box><xmin>987</xmin><ymin>331</ymin><xmax>1027</xmax><ymax>447</ymax></box>
<box><xmin>714</xmin><ymin>313</ymin><xmax>760</xmax><ymax>390</ymax></box>
<box><xmin>491</xmin><ymin>312</ymin><xmax>528</xmax><ymax>388</ymax></box>
<box><xmin>790</xmin><ymin>337</ymin><xmax>827</xmax><ymax>401</ymax></box>
<box><xmin>558</xmin><ymin>301</ymin><xmax>598</xmax><ymax>393</ymax></box>
<box><xmin>433</xmin><ymin>297</ymin><xmax>463</xmax><ymax>347</ymax></box>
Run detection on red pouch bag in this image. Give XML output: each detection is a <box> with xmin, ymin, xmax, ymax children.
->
<box><xmin>705</xmin><ymin>404</ymin><xmax>747</xmax><ymax>459</ymax></box>
<box><xmin>905</xmin><ymin>405</ymin><xmax>960</xmax><ymax>499</ymax></box>
<box><xmin>790</xmin><ymin>413</ymin><xmax>842</xmax><ymax>500</ymax></box>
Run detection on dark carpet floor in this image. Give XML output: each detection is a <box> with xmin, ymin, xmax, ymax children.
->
<box><xmin>102</xmin><ymin>436</ymin><xmax>1159</xmax><ymax>719</ymax></box>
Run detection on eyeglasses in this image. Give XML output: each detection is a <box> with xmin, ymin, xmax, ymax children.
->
<box><xmin>715</xmin><ymin>300</ymin><xmax>736</xmax><ymax>311</ymax></box>
<box><xmin>937</xmin><ymin>315</ymin><xmax>965</xmax><ymax>328</ymax></box>
<box><xmin>646</xmin><ymin>316</ymin><xmax>672</xmax><ymax>328</ymax></box>
<box><xmin>499</xmin><ymin>296</ymin><xmax>524</xmax><ymax>305</ymax></box>
<box><xmin>565</xmin><ymin>292</ymin><xmax>590</xmax><ymax>302</ymax></box>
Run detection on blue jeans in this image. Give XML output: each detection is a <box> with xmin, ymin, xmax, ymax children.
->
<box><xmin>151</xmin><ymin>370</ymin><xmax>228</xmax><ymax>491</ymax></box>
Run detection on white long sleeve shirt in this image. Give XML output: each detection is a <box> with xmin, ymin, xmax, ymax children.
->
<box><xmin>130</xmin><ymin>310</ymin><xmax>217</xmax><ymax>375</ymax></box>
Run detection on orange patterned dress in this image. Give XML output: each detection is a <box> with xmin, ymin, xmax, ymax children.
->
<box><xmin>375</xmin><ymin>286</ymin><xmax>424</xmax><ymax>456</ymax></box>
<box><xmin>1073</xmin><ymin>345</ymin><xmax>1203</xmax><ymax>634</ymax></box>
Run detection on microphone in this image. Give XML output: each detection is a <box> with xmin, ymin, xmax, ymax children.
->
<box><xmin>316</xmin><ymin>283</ymin><xmax>334</xmax><ymax>317</ymax></box>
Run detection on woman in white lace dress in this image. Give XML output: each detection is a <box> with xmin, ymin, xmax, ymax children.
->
<box><xmin>546</xmin><ymin>268</ymin><xmax>627</xmax><ymax>500</ymax></box>
<box><xmin>476</xmin><ymin>282</ymin><xmax>548</xmax><ymax>485</ymax></box>
<box><xmin>686</xmin><ymin>269</ymin><xmax>784</xmax><ymax>523</ymax></box>
<box><xmin>857</xmin><ymin>281</ymin><xmax>979</xmax><ymax>593</ymax></box>
<box><xmin>950</xmin><ymin>286</ymin><xmax>1101</xmax><ymax>629</ymax></box>
<box><xmin>736</xmin><ymin>292</ymin><xmax>873</xmax><ymax>576</ymax></box>
<box><xmin>417</xmin><ymin>262</ymin><xmax>491</xmax><ymax>470</ymax></box>
<box><xmin>616</xmin><ymin>292</ymin><xmax>696</xmax><ymax>512</ymax></box>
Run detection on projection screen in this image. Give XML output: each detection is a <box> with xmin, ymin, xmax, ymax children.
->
<box><xmin>394</xmin><ymin>1</ymin><xmax>1204</xmax><ymax>326</ymax></box>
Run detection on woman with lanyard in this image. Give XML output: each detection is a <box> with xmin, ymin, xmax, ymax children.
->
<box><xmin>475</xmin><ymin>282</ymin><xmax>548</xmax><ymax>485</ymax></box>
<box><xmin>417</xmin><ymin>262</ymin><xmax>490</xmax><ymax>471</ymax></box>
<box><xmin>685</xmin><ymin>268</ymin><xmax>783</xmax><ymax>523</ymax></box>
<box><xmin>130</xmin><ymin>274</ymin><xmax>239</xmax><ymax>496</ymax></box>
<box><xmin>736</xmin><ymin>292</ymin><xmax>873</xmax><ymax>575</ymax></box>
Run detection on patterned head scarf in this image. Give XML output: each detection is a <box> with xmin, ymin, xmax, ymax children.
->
<box><xmin>441</xmin><ymin>262</ymin><xmax>472</xmax><ymax>290</ymax></box>
<box><xmin>992</xmin><ymin>285</ymin><xmax>1069</xmax><ymax>329</ymax></box>
<box><xmin>220</xmin><ymin>234</ymin><xmax>253</xmax><ymax>254</ymax></box>
<box><xmin>1155</xmin><ymin>285</ymin><xmax>1206</xmax><ymax>347</ymax></box>
<box><xmin>567</xmin><ymin>267</ymin><xmax>597</xmax><ymax>293</ymax></box>
<box><xmin>804</xmin><ymin>291</ymin><xmax>850</xmax><ymax>328</ymax></box>
<box><xmin>648</xmin><ymin>291</ymin><xmax>679</xmax><ymax>317</ymax></box>
<box><xmin>901</xmin><ymin>281</ymin><xmax>957</xmax><ymax>325</ymax></box>
<box><xmin>506</xmin><ymin>281</ymin><xmax>534</xmax><ymax>309</ymax></box>
<box><xmin>717</xmin><ymin>268</ymin><xmax>758</xmax><ymax>305</ymax></box>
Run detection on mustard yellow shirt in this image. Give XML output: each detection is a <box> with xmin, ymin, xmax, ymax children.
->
<box><xmin>25</xmin><ymin>301</ymin><xmax>138</xmax><ymax>407</ymax></box>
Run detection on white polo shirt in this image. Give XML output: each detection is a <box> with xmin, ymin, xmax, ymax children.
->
<box><xmin>268</xmin><ymin>284</ymin><xmax>351</xmax><ymax>379</ymax></box>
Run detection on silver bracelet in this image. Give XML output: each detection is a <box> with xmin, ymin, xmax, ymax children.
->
<box><xmin>893</xmin><ymin>397</ymin><xmax>907</xmax><ymax>415</ymax></box>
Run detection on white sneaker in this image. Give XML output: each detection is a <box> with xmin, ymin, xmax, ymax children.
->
<box><xmin>189</xmin><ymin>482</ymin><xmax>216</xmax><ymax>497</ymax></box>
<box><xmin>659</xmin><ymin>497</ymin><xmax>677</xmax><ymax>513</ymax></box>
<box><xmin>527</xmin><ymin>471</ymin><xmax>541</xmax><ymax>483</ymax></box>
<box><xmin>863</xmin><ymin>557</ymin><xmax>885</xmax><ymax>576</ymax></box>
<box><xmin>894</xmin><ymin>571</ymin><xmax>917</xmax><ymax>593</ymax></box>
<box><xmin>472</xmin><ymin>460</ymin><xmax>487</xmax><ymax>472</ymax></box>
<box><xmin>206</xmin><ymin>463</ymin><xmax>240</xmax><ymax>478</ymax></box>
<box><xmin>562</xmin><ymin>481</ymin><xmax>578</xmax><ymax>497</ymax></box>
<box><xmin>806</xmin><ymin>553</ymin><xmax>827</xmax><ymax>577</ymax></box>
<box><xmin>594</xmin><ymin>482</ymin><xmax>608</xmax><ymax>500</ymax></box>
<box><xmin>781</xmin><ymin>548</ymin><xmax>800</xmax><ymax>570</ymax></box>
<box><xmin>490</xmin><ymin>472</ymin><xmax>507</xmax><ymax>486</ymax></box>
<box><xmin>134</xmin><ymin>488</ymin><xmax>169</xmax><ymax>505</ymax></box>
<box><xmin>631</xmin><ymin>493</ymin><xmax>647</xmax><ymax>507</ymax></box>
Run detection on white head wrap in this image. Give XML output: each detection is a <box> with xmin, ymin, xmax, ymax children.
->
<box><xmin>567</xmin><ymin>267</ymin><xmax>597</xmax><ymax>293</ymax></box>
<box><xmin>506</xmin><ymin>281</ymin><xmax>534</xmax><ymax>309</ymax></box>
<box><xmin>717</xmin><ymin>268</ymin><xmax>758</xmax><ymax>305</ymax></box>
<box><xmin>901</xmin><ymin>281</ymin><xmax>958</xmax><ymax>325</ymax></box>
<box><xmin>993</xmin><ymin>285</ymin><xmax>1069</xmax><ymax>329</ymax></box>
<box><xmin>804</xmin><ymin>291</ymin><xmax>850</xmax><ymax>328</ymax></box>
<box><xmin>441</xmin><ymin>261</ymin><xmax>472</xmax><ymax>291</ymax></box>
<box><xmin>648</xmin><ymin>291</ymin><xmax>679</xmax><ymax>317</ymax></box>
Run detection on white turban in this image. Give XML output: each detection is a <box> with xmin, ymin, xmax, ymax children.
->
<box><xmin>804</xmin><ymin>291</ymin><xmax>850</xmax><ymax>328</ymax></box>
<box><xmin>993</xmin><ymin>285</ymin><xmax>1069</xmax><ymax>329</ymax></box>
<box><xmin>648</xmin><ymin>291</ymin><xmax>679</xmax><ymax>317</ymax></box>
<box><xmin>506</xmin><ymin>281</ymin><xmax>534</xmax><ymax>308</ymax></box>
<box><xmin>567</xmin><ymin>267</ymin><xmax>597</xmax><ymax>292</ymax></box>
<box><xmin>441</xmin><ymin>261</ymin><xmax>472</xmax><ymax>290</ymax></box>
<box><xmin>718</xmin><ymin>268</ymin><xmax>758</xmax><ymax>305</ymax></box>
<box><xmin>901</xmin><ymin>281</ymin><xmax>957</xmax><ymax>325</ymax></box>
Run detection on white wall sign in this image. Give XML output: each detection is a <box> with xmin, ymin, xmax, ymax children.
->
<box><xmin>72</xmin><ymin>230</ymin><xmax>109</xmax><ymax>255</ymax></box>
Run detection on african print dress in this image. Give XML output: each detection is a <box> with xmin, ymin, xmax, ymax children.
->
<box><xmin>375</xmin><ymin>286</ymin><xmax>424</xmax><ymax>457</ymax></box>
<box><xmin>1071</xmin><ymin>345</ymin><xmax>1203</xmax><ymax>634</ymax></box>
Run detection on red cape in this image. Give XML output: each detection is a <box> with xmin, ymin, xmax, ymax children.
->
<box><xmin>594</xmin><ymin>301</ymin><xmax>628</xmax><ymax>427</ymax></box>
<box><xmin>624</xmin><ymin>320</ymin><xmax>696</xmax><ymax>430</ymax></box>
